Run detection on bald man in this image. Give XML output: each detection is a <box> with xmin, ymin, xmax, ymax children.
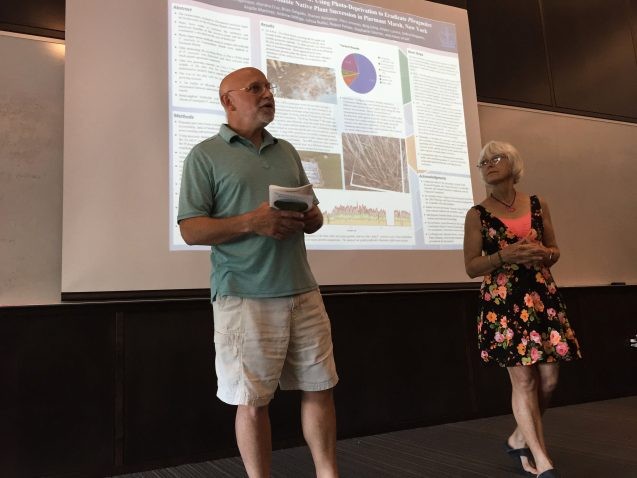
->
<box><xmin>177</xmin><ymin>67</ymin><xmax>339</xmax><ymax>478</ymax></box>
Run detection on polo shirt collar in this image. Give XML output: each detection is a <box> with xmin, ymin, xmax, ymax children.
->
<box><xmin>219</xmin><ymin>123</ymin><xmax>278</xmax><ymax>147</ymax></box>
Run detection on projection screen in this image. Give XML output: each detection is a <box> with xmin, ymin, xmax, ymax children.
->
<box><xmin>62</xmin><ymin>0</ymin><xmax>483</xmax><ymax>296</ymax></box>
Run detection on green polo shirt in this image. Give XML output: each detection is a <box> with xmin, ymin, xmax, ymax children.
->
<box><xmin>177</xmin><ymin>124</ymin><xmax>318</xmax><ymax>300</ymax></box>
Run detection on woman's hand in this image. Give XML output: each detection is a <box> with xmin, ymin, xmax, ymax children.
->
<box><xmin>501</xmin><ymin>237</ymin><xmax>547</xmax><ymax>266</ymax></box>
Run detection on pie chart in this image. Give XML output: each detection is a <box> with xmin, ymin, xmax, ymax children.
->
<box><xmin>341</xmin><ymin>53</ymin><xmax>377</xmax><ymax>94</ymax></box>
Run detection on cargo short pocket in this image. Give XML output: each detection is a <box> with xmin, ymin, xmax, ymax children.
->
<box><xmin>212</xmin><ymin>296</ymin><xmax>244</xmax><ymax>386</ymax></box>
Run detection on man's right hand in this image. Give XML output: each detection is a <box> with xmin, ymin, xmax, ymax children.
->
<box><xmin>249</xmin><ymin>202</ymin><xmax>305</xmax><ymax>240</ymax></box>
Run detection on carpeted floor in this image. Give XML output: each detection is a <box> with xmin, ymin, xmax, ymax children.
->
<box><xmin>112</xmin><ymin>395</ymin><xmax>637</xmax><ymax>477</ymax></box>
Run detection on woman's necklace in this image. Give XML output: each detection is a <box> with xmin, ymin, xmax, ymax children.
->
<box><xmin>491</xmin><ymin>190</ymin><xmax>516</xmax><ymax>212</ymax></box>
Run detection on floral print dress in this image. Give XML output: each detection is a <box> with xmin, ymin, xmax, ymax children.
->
<box><xmin>474</xmin><ymin>195</ymin><xmax>581</xmax><ymax>367</ymax></box>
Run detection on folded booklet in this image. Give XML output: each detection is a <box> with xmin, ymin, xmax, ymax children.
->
<box><xmin>269</xmin><ymin>184</ymin><xmax>314</xmax><ymax>212</ymax></box>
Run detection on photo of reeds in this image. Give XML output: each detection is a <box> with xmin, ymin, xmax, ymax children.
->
<box><xmin>342</xmin><ymin>133</ymin><xmax>407</xmax><ymax>193</ymax></box>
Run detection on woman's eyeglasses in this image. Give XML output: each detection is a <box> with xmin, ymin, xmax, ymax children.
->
<box><xmin>477</xmin><ymin>154</ymin><xmax>506</xmax><ymax>168</ymax></box>
<box><xmin>224</xmin><ymin>81</ymin><xmax>278</xmax><ymax>96</ymax></box>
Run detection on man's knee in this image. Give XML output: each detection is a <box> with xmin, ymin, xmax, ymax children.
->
<box><xmin>238</xmin><ymin>404</ymin><xmax>270</xmax><ymax>421</ymax></box>
<box><xmin>303</xmin><ymin>388</ymin><xmax>334</xmax><ymax>402</ymax></box>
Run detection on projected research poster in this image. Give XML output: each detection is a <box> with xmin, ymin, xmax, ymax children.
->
<box><xmin>168</xmin><ymin>0</ymin><xmax>474</xmax><ymax>251</ymax></box>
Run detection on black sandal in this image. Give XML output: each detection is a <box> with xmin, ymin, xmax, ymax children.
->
<box><xmin>537</xmin><ymin>469</ymin><xmax>560</xmax><ymax>478</ymax></box>
<box><xmin>504</xmin><ymin>441</ymin><xmax>536</xmax><ymax>476</ymax></box>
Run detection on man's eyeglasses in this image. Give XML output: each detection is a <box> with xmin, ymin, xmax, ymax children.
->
<box><xmin>477</xmin><ymin>154</ymin><xmax>506</xmax><ymax>168</ymax></box>
<box><xmin>224</xmin><ymin>81</ymin><xmax>278</xmax><ymax>97</ymax></box>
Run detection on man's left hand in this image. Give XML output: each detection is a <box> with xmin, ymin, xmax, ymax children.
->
<box><xmin>303</xmin><ymin>205</ymin><xmax>323</xmax><ymax>234</ymax></box>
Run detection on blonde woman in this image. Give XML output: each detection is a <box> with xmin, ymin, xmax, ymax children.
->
<box><xmin>463</xmin><ymin>141</ymin><xmax>581</xmax><ymax>478</ymax></box>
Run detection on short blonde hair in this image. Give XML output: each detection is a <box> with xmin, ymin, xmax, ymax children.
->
<box><xmin>479</xmin><ymin>140</ymin><xmax>524</xmax><ymax>184</ymax></box>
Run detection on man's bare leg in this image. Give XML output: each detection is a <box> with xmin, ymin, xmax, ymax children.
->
<box><xmin>301</xmin><ymin>389</ymin><xmax>339</xmax><ymax>478</ymax></box>
<box><xmin>236</xmin><ymin>404</ymin><xmax>271</xmax><ymax>478</ymax></box>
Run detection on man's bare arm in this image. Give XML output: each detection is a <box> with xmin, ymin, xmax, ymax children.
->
<box><xmin>179</xmin><ymin>202</ymin><xmax>305</xmax><ymax>245</ymax></box>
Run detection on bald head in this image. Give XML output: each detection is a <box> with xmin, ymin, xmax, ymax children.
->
<box><xmin>217</xmin><ymin>67</ymin><xmax>276</xmax><ymax>142</ymax></box>
<box><xmin>219</xmin><ymin>67</ymin><xmax>266</xmax><ymax>101</ymax></box>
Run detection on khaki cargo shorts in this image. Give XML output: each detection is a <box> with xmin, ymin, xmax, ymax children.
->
<box><xmin>212</xmin><ymin>289</ymin><xmax>338</xmax><ymax>406</ymax></box>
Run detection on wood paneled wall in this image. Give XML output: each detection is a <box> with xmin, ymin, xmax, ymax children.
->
<box><xmin>1</xmin><ymin>286</ymin><xmax>635</xmax><ymax>477</ymax></box>
<box><xmin>0</xmin><ymin>0</ymin><xmax>64</xmax><ymax>38</ymax></box>
<box><xmin>468</xmin><ymin>0</ymin><xmax>637</xmax><ymax>122</ymax></box>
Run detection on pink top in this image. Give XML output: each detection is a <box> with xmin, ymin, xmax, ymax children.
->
<box><xmin>498</xmin><ymin>212</ymin><xmax>532</xmax><ymax>238</ymax></box>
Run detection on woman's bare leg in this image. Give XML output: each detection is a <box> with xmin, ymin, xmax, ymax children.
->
<box><xmin>508</xmin><ymin>365</ymin><xmax>554</xmax><ymax>474</ymax></box>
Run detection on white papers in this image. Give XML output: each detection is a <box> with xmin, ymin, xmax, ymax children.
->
<box><xmin>269</xmin><ymin>184</ymin><xmax>314</xmax><ymax>212</ymax></box>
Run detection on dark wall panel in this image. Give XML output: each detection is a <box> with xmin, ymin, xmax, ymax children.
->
<box><xmin>630</xmin><ymin>0</ymin><xmax>637</xmax><ymax>54</ymax></box>
<box><xmin>0</xmin><ymin>286</ymin><xmax>636</xmax><ymax>477</ymax></box>
<box><xmin>559</xmin><ymin>287</ymin><xmax>637</xmax><ymax>401</ymax></box>
<box><xmin>329</xmin><ymin>291</ymin><xmax>476</xmax><ymax>438</ymax></box>
<box><xmin>122</xmin><ymin>302</ymin><xmax>229</xmax><ymax>466</ymax></box>
<box><xmin>542</xmin><ymin>0</ymin><xmax>637</xmax><ymax>119</ymax></box>
<box><xmin>0</xmin><ymin>0</ymin><xmax>65</xmax><ymax>38</ymax></box>
<box><xmin>468</xmin><ymin>0</ymin><xmax>553</xmax><ymax>106</ymax></box>
<box><xmin>0</xmin><ymin>307</ymin><xmax>115</xmax><ymax>477</ymax></box>
<box><xmin>431</xmin><ymin>0</ymin><xmax>467</xmax><ymax>8</ymax></box>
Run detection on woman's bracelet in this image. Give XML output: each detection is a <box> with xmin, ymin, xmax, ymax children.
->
<box><xmin>497</xmin><ymin>251</ymin><xmax>504</xmax><ymax>266</ymax></box>
<box><xmin>487</xmin><ymin>254</ymin><xmax>493</xmax><ymax>267</ymax></box>
<box><xmin>548</xmin><ymin>248</ymin><xmax>554</xmax><ymax>262</ymax></box>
